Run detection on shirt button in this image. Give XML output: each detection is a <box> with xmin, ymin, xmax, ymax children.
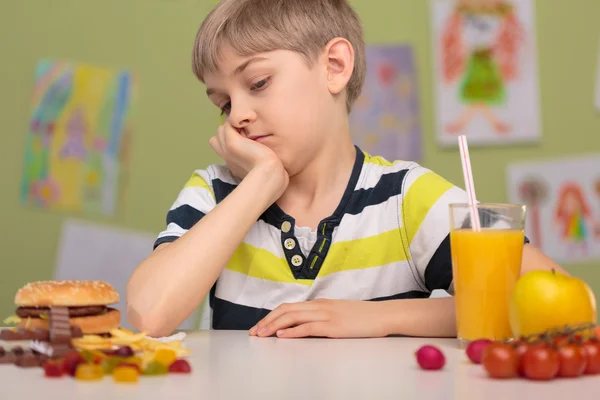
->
<box><xmin>291</xmin><ymin>255</ymin><xmax>303</xmax><ymax>267</ymax></box>
<box><xmin>281</xmin><ymin>221</ymin><xmax>292</xmax><ymax>233</ymax></box>
<box><xmin>284</xmin><ymin>238</ymin><xmax>296</xmax><ymax>250</ymax></box>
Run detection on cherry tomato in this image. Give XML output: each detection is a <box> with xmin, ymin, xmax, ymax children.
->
<box><xmin>557</xmin><ymin>344</ymin><xmax>587</xmax><ymax>378</ymax></box>
<box><xmin>521</xmin><ymin>344</ymin><xmax>559</xmax><ymax>381</ymax></box>
<box><xmin>511</xmin><ymin>340</ymin><xmax>530</xmax><ymax>376</ymax></box>
<box><xmin>482</xmin><ymin>343</ymin><xmax>519</xmax><ymax>379</ymax></box>
<box><xmin>552</xmin><ymin>335</ymin><xmax>571</xmax><ymax>348</ymax></box>
<box><xmin>582</xmin><ymin>339</ymin><xmax>600</xmax><ymax>375</ymax></box>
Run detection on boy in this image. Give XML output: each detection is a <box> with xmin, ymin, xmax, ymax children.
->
<box><xmin>126</xmin><ymin>0</ymin><xmax>567</xmax><ymax>338</ymax></box>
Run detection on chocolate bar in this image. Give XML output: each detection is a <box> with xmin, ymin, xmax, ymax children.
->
<box><xmin>15</xmin><ymin>350</ymin><xmax>44</xmax><ymax>368</ymax></box>
<box><xmin>49</xmin><ymin>307</ymin><xmax>71</xmax><ymax>345</ymax></box>
<box><xmin>0</xmin><ymin>326</ymin><xmax>82</xmax><ymax>341</ymax></box>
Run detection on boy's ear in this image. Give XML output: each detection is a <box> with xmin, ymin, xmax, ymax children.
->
<box><xmin>323</xmin><ymin>37</ymin><xmax>355</xmax><ymax>96</ymax></box>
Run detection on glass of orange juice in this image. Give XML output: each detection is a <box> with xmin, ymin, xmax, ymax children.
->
<box><xmin>449</xmin><ymin>203</ymin><xmax>526</xmax><ymax>347</ymax></box>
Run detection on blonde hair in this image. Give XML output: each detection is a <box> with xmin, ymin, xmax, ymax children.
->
<box><xmin>192</xmin><ymin>0</ymin><xmax>366</xmax><ymax>112</ymax></box>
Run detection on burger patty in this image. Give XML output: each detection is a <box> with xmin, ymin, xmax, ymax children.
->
<box><xmin>16</xmin><ymin>305</ymin><xmax>107</xmax><ymax>318</ymax></box>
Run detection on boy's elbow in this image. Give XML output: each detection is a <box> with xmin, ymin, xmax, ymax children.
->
<box><xmin>126</xmin><ymin>303</ymin><xmax>175</xmax><ymax>338</ymax></box>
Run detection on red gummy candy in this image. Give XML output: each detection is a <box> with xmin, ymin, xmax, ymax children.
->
<box><xmin>168</xmin><ymin>359</ymin><xmax>191</xmax><ymax>373</ymax></box>
<box><xmin>44</xmin><ymin>360</ymin><xmax>64</xmax><ymax>378</ymax></box>
<box><xmin>62</xmin><ymin>351</ymin><xmax>84</xmax><ymax>376</ymax></box>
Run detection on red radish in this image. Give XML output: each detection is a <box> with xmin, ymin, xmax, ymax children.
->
<box><xmin>415</xmin><ymin>345</ymin><xmax>446</xmax><ymax>370</ymax></box>
<box><xmin>466</xmin><ymin>339</ymin><xmax>493</xmax><ymax>364</ymax></box>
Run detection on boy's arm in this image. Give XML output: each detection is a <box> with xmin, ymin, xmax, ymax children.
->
<box><xmin>126</xmin><ymin>166</ymin><xmax>284</xmax><ymax>337</ymax></box>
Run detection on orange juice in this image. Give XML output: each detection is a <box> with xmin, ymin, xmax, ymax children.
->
<box><xmin>450</xmin><ymin>228</ymin><xmax>524</xmax><ymax>343</ymax></box>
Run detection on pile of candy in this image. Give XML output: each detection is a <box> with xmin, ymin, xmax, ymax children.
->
<box><xmin>43</xmin><ymin>345</ymin><xmax>191</xmax><ymax>383</ymax></box>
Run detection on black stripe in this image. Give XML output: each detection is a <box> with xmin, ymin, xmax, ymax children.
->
<box><xmin>166</xmin><ymin>204</ymin><xmax>205</xmax><ymax>230</ymax></box>
<box><xmin>212</xmin><ymin>178</ymin><xmax>237</xmax><ymax>203</ymax></box>
<box><xmin>153</xmin><ymin>235</ymin><xmax>179</xmax><ymax>250</ymax></box>
<box><xmin>424</xmin><ymin>234</ymin><xmax>454</xmax><ymax>292</ymax></box>
<box><xmin>345</xmin><ymin>169</ymin><xmax>408</xmax><ymax>216</ymax></box>
<box><xmin>211</xmin><ymin>296</ymin><xmax>271</xmax><ymax>330</ymax></box>
<box><xmin>369</xmin><ymin>291</ymin><xmax>431</xmax><ymax>301</ymax></box>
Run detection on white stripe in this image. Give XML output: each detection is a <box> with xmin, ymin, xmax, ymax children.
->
<box><xmin>357</xmin><ymin>160</ymin><xmax>416</xmax><ymax>190</ymax></box>
<box><xmin>207</xmin><ymin>164</ymin><xmax>240</xmax><ymax>185</ymax></box>
<box><xmin>215</xmin><ymin>269</ymin><xmax>309</xmax><ymax>310</ymax></box>
<box><xmin>243</xmin><ymin>220</ymin><xmax>285</xmax><ymax>257</ymax></box>
<box><xmin>334</xmin><ymin>194</ymin><xmax>402</xmax><ymax>242</ymax></box>
<box><xmin>170</xmin><ymin>186</ymin><xmax>215</xmax><ymax>213</ymax></box>
<box><xmin>310</xmin><ymin>260</ymin><xmax>422</xmax><ymax>300</ymax></box>
<box><xmin>215</xmin><ymin>260</ymin><xmax>423</xmax><ymax>310</ymax></box>
<box><xmin>157</xmin><ymin>222</ymin><xmax>187</xmax><ymax>239</ymax></box>
<box><xmin>410</xmin><ymin>186</ymin><xmax>469</xmax><ymax>283</ymax></box>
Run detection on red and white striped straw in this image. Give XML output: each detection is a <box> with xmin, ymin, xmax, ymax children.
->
<box><xmin>458</xmin><ymin>135</ymin><xmax>481</xmax><ymax>231</ymax></box>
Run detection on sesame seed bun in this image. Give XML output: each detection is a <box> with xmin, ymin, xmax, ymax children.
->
<box><xmin>14</xmin><ymin>280</ymin><xmax>120</xmax><ymax>307</ymax></box>
<box><xmin>18</xmin><ymin>308</ymin><xmax>121</xmax><ymax>335</ymax></box>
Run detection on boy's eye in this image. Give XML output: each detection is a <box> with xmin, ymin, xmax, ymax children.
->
<box><xmin>251</xmin><ymin>78</ymin><xmax>270</xmax><ymax>90</ymax></box>
<box><xmin>220</xmin><ymin>102</ymin><xmax>231</xmax><ymax>116</ymax></box>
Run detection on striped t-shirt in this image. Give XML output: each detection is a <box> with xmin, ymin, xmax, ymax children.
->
<box><xmin>154</xmin><ymin>146</ymin><xmax>469</xmax><ymax>330</ymax></box>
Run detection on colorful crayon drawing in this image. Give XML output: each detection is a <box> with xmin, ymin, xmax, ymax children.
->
<box><xmin>507</xmin><ymin>155</ymin><xmax>600</xmax><ymax>264</ymax></box>
<box><xmin>21</xmin><ymin>59</ymin><xmax>137</xmax><ymax>216</ymax></box>
<box><xmin>349</xmin><ymin>45</ymin><xmax>422</xmax><ymax>162</ymax></box>
<box><xmin>431</xmin><ymin>0</ymin><xmax>541</xmax><ymax>147</ymax></box>
<box><xmin>554</xmin><ymin>183</ymin><xmax>594</xmax><ymax>257</ymax></box>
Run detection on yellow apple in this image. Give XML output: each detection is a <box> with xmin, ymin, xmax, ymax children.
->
<box><xmin>509</xmin><ymin>269</ymin><xmax>597</xmax><ymax>338</ymax></box>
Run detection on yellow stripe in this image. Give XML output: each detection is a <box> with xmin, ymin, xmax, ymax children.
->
<box><xmin>226</xmin><ymin>243</ymin><xmax>313</xmax><ymax>286</ymax></box>
<box><xmin>362</xmin><ymin>151</ymin><xmax>404</xmax><ymax>166</ymax></box>
<box><xmin>183</xmin><ymin>173</ymin><xmax>215</xmax><ymax>201</ymax></box>
<box><xmin>403</xmin><ymin>171</ymin><xmax>453</xmax><ymax>243</ymax></box>
<box><xmin>319</xmin><ymin>229</ymin><xmax>409</xmax><ymax>276</ymax></box>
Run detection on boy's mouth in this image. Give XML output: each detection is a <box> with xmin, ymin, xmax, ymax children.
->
<box><xmin>248</xmin><ymin>134</ymin><xmax>271</xmax><ymax>142</ymax></box>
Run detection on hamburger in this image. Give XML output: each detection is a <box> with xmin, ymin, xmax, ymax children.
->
<box><xmin>12</xmin><ymin>280</ymin><xmax>121</xmax><ymax>335</ymax></box>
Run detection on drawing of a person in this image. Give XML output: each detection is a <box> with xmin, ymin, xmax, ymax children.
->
<box><xmin>441</xmin><ymin>0</ymin><xmax>525</xmax><ymax>134</ymax></box>
<box><xmin>554</xmin><ymin>183</ymin><xmax>594</xmax><ymax>257</ymax></box>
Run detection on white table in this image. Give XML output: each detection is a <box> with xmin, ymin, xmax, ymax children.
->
<box><xmin>2</xmin><ymin>330</ymin><xmax>599</xmax><ymax>399</ymax></box>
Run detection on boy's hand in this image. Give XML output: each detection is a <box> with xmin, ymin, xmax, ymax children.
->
<box><xmin>248</xmin><ymin>299</ymin><xmax>389</xmax><ymax>339</ymax></box>
<box><xmin>209</xmin><ymin>121</ymin><xmax>287</xmax><ymax>185</ymax></box>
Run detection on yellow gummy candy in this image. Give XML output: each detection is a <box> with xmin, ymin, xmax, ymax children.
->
<box><xmin>75</xmin><ymin>364</ymin><xmax>104</xmax><ymax>381</ymax></box>
<box><xmin>154</xmin><ymin>348</ymin><xmax>177</xmax><ymax>367</ymax></box>
<box><xmin>113</xmin><ymin>366</ymin><xmax>139</xmax><ymax>383</ymax></box>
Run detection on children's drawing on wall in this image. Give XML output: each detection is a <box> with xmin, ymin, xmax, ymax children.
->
<box><xmin>349</xmin><ymin>45</ymin><xmax>422</xmax><ymax>162</ymax></box>
<box><xmin>21</xmin><ymin>59</ymin><xmax>137</xmax><ymax>217</ymax></box>
<box><xmin>431</xmin><ymin>0</ymin><xmax>541</xmax><ymax>147</ymax></box>
<box><xmin>507</xmin><ymin>155</ymin><xmax>600</xmax><ymax>264</ymax></box>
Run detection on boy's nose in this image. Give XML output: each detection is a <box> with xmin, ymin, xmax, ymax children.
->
<box><xmin>229</xmin><ymin>105</ymin><xmax>257</xmax><ymax>129</ymax></box>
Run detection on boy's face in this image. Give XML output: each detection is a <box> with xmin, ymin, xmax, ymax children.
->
<box><xmin>204</xmin><ymin>47</ymin><xmax>335</xmax><ymax>173</ymax></box>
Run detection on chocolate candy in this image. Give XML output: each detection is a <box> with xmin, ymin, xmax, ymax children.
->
<box><xmin>0</xmin><ymin>328</ymin><xmax>51</xmax><ymax>341</ymax></box>
<box><xmin>0</xmin><ymin>326</ymin><xmax>80</xmax><ymax>341</ymax></box>
<box><xmin>0</xmin><ymin>329</ymin><xmax>19</xmax><ymax>341</ymax></box>
<box><xmin>49</xmin><ymin>307</ymin><xmax>71</xmax><ymax>344</ymax></box>
<box><xmin>15</xmin><ymin>350</ymin><xmax>44</xmax><ymax>368</ymax></box>
<box><xmin>0</xmin><ymin>350</ymin><xmax>16</xmax><ymax>364</ymax></box>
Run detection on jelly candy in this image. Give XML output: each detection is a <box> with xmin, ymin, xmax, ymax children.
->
<box><xmin>117</xmin><ymin>362</ymin><xmax>141</xmax><ymax>373</ymax></box>
<box><xmin>62</xmin><ymin>351</ymin><xmax>84</xmax><ymax>376</ymax></box>
<box><xmin>143</xmin><ymin>361</ymin><xmax>168</xmax><ymax>375</ymax></box>
<box><xmin>168</xmin><ymin>359</ymin><xmax>192</xmax><ymax>374</ymax></box>
<box><xmin>100</xmin><ymin>357</ymin><xmax>124</xmax><ymax>374</ymax></box>
<box><xmin>113</xmin><ymin>366</ymin><xmax>139</xmax><ymax>383</ymax></box>
<box><xmin>115</xmin><ymin>346</ymin><xmax>134</xmax><ymax>358</ymax></box>
<box><xmin>81</xmin><ymin>350</ymin><xmax>106</xmax><ymax>364</ymax></box>
<box><xmin>75</xmin><ymin>364</ymin><xmax>104</xmax><ymax>381</ymax></box>
<box><xmin>43</xmin><ymin>360</ymin><xmax>63</xmax><ymax>378</ymax></box>
<box><xmin>123</xmin><ymin>356</ymin><xmax>142</xmax><ymax>367</ymax></box>
<box><xmin>154</xmin><ymin>348</ymin><xmax>177</xmax><ymax>367</ymax></box>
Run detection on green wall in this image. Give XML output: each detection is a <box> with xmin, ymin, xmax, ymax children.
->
<box><xmin>1</xmin><ymin>1</ymin><xmax>599</xmax><ymax>323</ymax></box>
